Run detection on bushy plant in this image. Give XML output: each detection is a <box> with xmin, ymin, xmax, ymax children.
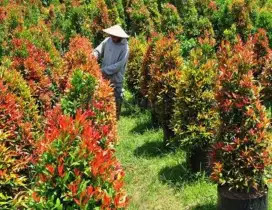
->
<box><xmin>92</xmin><ymin>79</ymin><xmax>117</xmax><ymax>146</ymax></box>
<box><xmin>144</xmin><ymin>0</ymin><xmax>161</xmax><ymax>32</ymax></box>
<box><xmin>195</xmin><ymin>0</ymin><xmax>217</xmax><ymax>17</ymax></box>
<box><xmin>161</xmin><ymin>3</ymin><xmax>182</xmax><ymax>35</ymax></box>
<box><xmin>63</xmin><ymin>36</ymin><xmax>117</xmax><ymax>145</ymax></box>
<box><xmin>256</xmin><ymin>7</ymin><xmax>272</xmax><ymax>47</ymax></box>
<box><xmin>171</xmin><ymin>55</ymin><xmax>218</xmax><ymax>154</ymax></box>
<box><xmin>177</xmin><ymin>0</ymin><xmax>200</xmax><ymax>38</ymax></box>
<box><xmin>0</xmin><ymin>2</ymin><xmax>124</xmax><ymax>210</ymax></box>
<box><xmin>145</xmin><ymin>34</ymin><xmax>183</xmax><ymax>143</ymax></box>
<box><xmin>229</xmin><ymin>0</ymin><xmax>254</xmax><ymax>40</ymax></box>
<box><xmin>211</xmin><ymin>37</ymin><xmax>271</xmax><ymax>192</ymax></box>
<box><xmin>11</xmin><ymin>38</ymin><xmax>55</xmax><ymax>113</ymax></box>
<box><xmin>0</xmin><ymin>80</ymin><xmax>35</xmax><ymax>208</ymax></box>
<box><xmin>106</xmin><ymin>0</ymin><xmax>126</xmax><ymax>27</ymax></box>
<box><xmin>0</xmin><ymin>67</ymin><xmax>41</xmax><ymax>127</ymax></box>
<box><xmin>16</xmin><ymin>23</ymin><xmax>62</xmax><ymax>66</ymax></box>
<box><xmin>139</xmin><ymin>34</ymin><xmax>158</xmax><ymax>104</ymax></box>
<box><xmin>61</xmin><ymin>70</ymin><xmax>116</xmax><ymax>147</ymax></box>
<box><xmin>126</xmin><ymin>0</ymin><xmax>154</xmax><ymax>36</ymax></box>
<box><xmin>126</xmin><ymin>37</ymin><xmax>147</xmax><ymax>99</ymax></box>
<box><xmin>0</xmin><ymin>140</ymin><xmax>29</xmax><ymax>209</ymax></box>
<box><xmin>64</xmin><ymin>36</ymin><xmax>101</xmax><ymax>81</ymax></box>
<box><xmin>252</xmin><ymin>29</ymin><xmax>271</xmax><ymax>78</ymax></box>
<box><xmin>260</xmin><ymin>52</ymin><xmax>272</xmax><ymax>104</ymax></box>
<box><xmin>0</xmin><ymin>6</ymin><xmax>7</xmax><ymax>60</ymax></box>
<box><xmin>29</xmin><ymin>107</ymin><xmax>128</xmax><ymax>209</ymax></box>
<box><xmin>212</xmin><ymin>0</ymin><xmax>262</xmax><ymax>43</ymax></box>
<box><xmin>88</xmin><ymin>0</ymin><xmax>111</xmax><ymax>45</ymax></box>
<box><xmin>61</xmin><ymin>70</ymin><xmax>96</xmax><ymax>116</ymax></box>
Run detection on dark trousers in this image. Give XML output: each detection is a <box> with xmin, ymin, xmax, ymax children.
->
<box><xmin>114</xmin><ymin>87</ymin><xmax>123</xmax><ymax>120</ymax></box>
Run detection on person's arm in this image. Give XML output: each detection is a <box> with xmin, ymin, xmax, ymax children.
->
<box><xmin>102</xmin><ymin>48</ymin><xmax>129</xmax><ymax>75</ymax></box>
<box><xmin>93</xmin><ymin>38</ymin><xmax>107</xmax><ymax>59</ymax></box>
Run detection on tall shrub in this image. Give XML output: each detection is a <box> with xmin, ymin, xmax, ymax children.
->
<box><xmin>126</xmin><ymin>0</ymin><xmax>154</xmax><ymax>36</ymax></box>
<box><xmin>88</xmin><ymin>0</ymin><xmax>111</xmax><ymax>45</ymax></box>
<box><xmin>211</xmin><ymin>37</ymin><xmax>271</xmax><ymax>192</ymax></box>
<box><xmin>252</xmin><ymin>29</ymin><xmax>272</xmax><ymax>79</ymax></box>
<box><xmin>172</xmin><ymin>57</ymin><xmax>218</xmax><ymax>156</ymax></box>
<box><xmin>63</xmin><ymin>36</ymin><xmax>117</xmax><ymax>138</ymax></box>
<box><xmin>0</xmin><ymin>80</ymin><xmax>34</xmax><ymax>208</ymax></box>
<box><xmin>126</xmin><ymin>37</ymin><xmax>147</xmax><ymax>100</ymax></box>
<box><xmin>161</xmin><ymin>3</ymin><xmax>182</xmax><ymax>35</ymax></box>
<box><xmin>139</xmin><ymin>34</ymin><xmax>160</xmax><ymax>108</ymax></box>
<box><xmin>146</xmin><ymin>35</ymin><xmax>183</xmax><ymax>143</ymax></box>
<box><xmin>11</xmin><ymin>38</ymin><xmax>54</xmax><ymax>113</ymax></box>
<box><xmin>256</xmin><ymin>6</ymin><xmax>272</xmax><ymax>47</ymax></box>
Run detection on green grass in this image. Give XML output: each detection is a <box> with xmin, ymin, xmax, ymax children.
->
<box><xmin>116</xmin><ymin>93</ymin><xmax>217</xmax><ymax>210</ymax></box>
<box><xmin>116</xmin><ymin>92</ymin><xmax>272</xmax><ymax>210</ymax></box>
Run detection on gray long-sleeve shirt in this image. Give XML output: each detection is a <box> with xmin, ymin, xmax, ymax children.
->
<box><xmin>93</xmin><ymin>37</ymin><xmax>129</xmax><ymax>88</ymax></box>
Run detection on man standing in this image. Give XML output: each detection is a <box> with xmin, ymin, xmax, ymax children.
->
<box><xmin>93</xmin><ymin>25</ymin><xmax>129</xmax><ymax>120</ymax></box>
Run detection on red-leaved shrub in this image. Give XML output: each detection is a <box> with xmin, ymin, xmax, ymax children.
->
<box><xmin>211</xmin><ymin>37</ymin><xmax>271</xmax><ymax>192</ymax></box>
<box><xmin>11</xmin><ymin>38</ymin><xmax>54</xmax><ymax>113</ymax></box>
<box><xmin>29</xmin><ymin>107</ymin><xmax>128</xmax><ymax>209</ymax></box>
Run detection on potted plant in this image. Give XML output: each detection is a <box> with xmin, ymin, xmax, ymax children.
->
<box><xmin>171</xmin><ymin>49</ymin><xmax>218</xmax><ymax>173</ymax></box>
<box><xmin>126</xmin><ymin>37</ymin><xmax>147</xmax><ymax>105</ymax></box>
<box><xmin>142</xmin><ymin>34</ymin><xmax>183</xmax><ymax>145</ymax></box>
<box><xmin>211</xmin><ymin>37</ymin><xmax>271</xmax><ymax>210</ymax></box>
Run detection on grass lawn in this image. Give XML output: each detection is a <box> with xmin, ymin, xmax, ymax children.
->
<box><xmin>116</xmin><ymin>92</ymin><xmax>272</xmax><ymax>210</ymax></box>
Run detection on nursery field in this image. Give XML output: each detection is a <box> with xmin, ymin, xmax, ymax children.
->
<box><xmin>116</xmin><ymin>94</ymin><xmax>272</xmax><ymax>210</ymax></box>
<box><xmin>0</xmin><ymin>0</ymin><xmax>272</xmax><ymax>209</ymax></box>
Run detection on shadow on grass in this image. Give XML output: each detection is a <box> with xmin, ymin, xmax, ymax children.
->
<box><xmin>159</xmin><ymin>163</ymin><xmax>194</xmax><ymax>187</ymax></box>
<box><xmin>191</xmin><ymin>203</ymin><xmax>217</xmax><ymax>210</ymax></box>
<box><xmin>159</xmin><ymin>162</ymin><xmax>210</xmax><ymax>188</ymax></box>
<box><xmin>130</xmin><ymin>118</ymin><xmax>159</xmax><ymax>134</ymax></box>
<box><xmin>134</xmin><ymin>140</ymin><xmax>174</xmax><ymax>158</ymax></box>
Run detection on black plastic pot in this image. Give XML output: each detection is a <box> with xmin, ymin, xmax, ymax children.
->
<box><xmin>187</xmin><ymin>147</ymin><xmax>210</xmax><ymax>173</ymax></box>
<box><xmin>218</xmin><ymin>185</ymin><xmax>268</xmax><ymax>210</ymax></box>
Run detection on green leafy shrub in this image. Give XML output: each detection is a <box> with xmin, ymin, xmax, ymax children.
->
<box><xmin>0</xmin><ymin>140</ymin><xmax>29</xmax><ymax>209</ymax></box>
<box><xmin>126</xmin><ymin>0</ymin><xmax>154</xmax><ymax>36</ymax></box>
<box><xmin>16</xmin><ymin>23</ymin><xmax>62</xmax><ymax>66</ymax></box>
<box><xmin>139</xmin><ymin>34</ymin><xmax>159</xmax><ymax>105</ymax></box>
<box><xmin>256</xmin><ymin>8</ymin><xmax>272</xmax><ymax>47</ymax></box>
<box><xmin>178</xmin><ymin>0</ymin><xmax>200</xmax><ymax>38</ymax></box>
<box><xmin>145</xmin><ymin>34</ymin><xmax>183</xmax><ymax>143</ymax></box>
<box><xmin>106</xmin><ymin>0</ymin><xmax>126</xmax><ymax>27</ymax></box>
<box><xmin>88</xmin><ymin>0</ymin><xmax>111</xmax><ymax>45</ymax></box>
<box><xmin>260</xmin><ymin>53</ymin><xmax>272</xmax><ymax>104</ymax></box>
<box><xmin>252</xmin><ymin>29</ymin><xmax>272</xmax><ymax>78</ymax></box>
<box><xmin>0</xmin><ymin>67</ymin><xmax>42</xmax><ymax>134</ymax></box>
<box><xmin>61</xmin><ymin>70</ymin><xmax>96</xmax><ymax>116</ymax></box>
<box><xmin>172</xmin><ymin>57</ymin><xmax>218</xmax><ymax>154</ymax></box>
<box><xmin>229</xmin><ymin>0</ymin><xmax>254</xmax><ymax>39</ymax></box>
<box><xmin>126</xmin><ymin>37</ymin><xmax>147</xmax><ymax>100</ymax></box>
<box><xmin>161</xmin><ymin>3</ymin><xmax>182</xmax><ymax>35</ymax></box>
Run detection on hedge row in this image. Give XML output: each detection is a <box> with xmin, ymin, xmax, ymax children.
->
<box><xmin>0</xmin><ymin>1</ymin><xmax>128</xmax><ymax>209</ymax></box>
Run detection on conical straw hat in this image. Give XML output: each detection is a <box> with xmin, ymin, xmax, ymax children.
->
<box><xmin>103</xmin><ymin>25</ymin><xmax>129</xmax><ymax>38</ymax></box>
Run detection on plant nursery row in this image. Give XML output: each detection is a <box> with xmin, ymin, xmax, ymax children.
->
<box><xmin>0</xmin><ymin>0</ymin><xmax>272</xmax><ymax>209</ymax></box>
